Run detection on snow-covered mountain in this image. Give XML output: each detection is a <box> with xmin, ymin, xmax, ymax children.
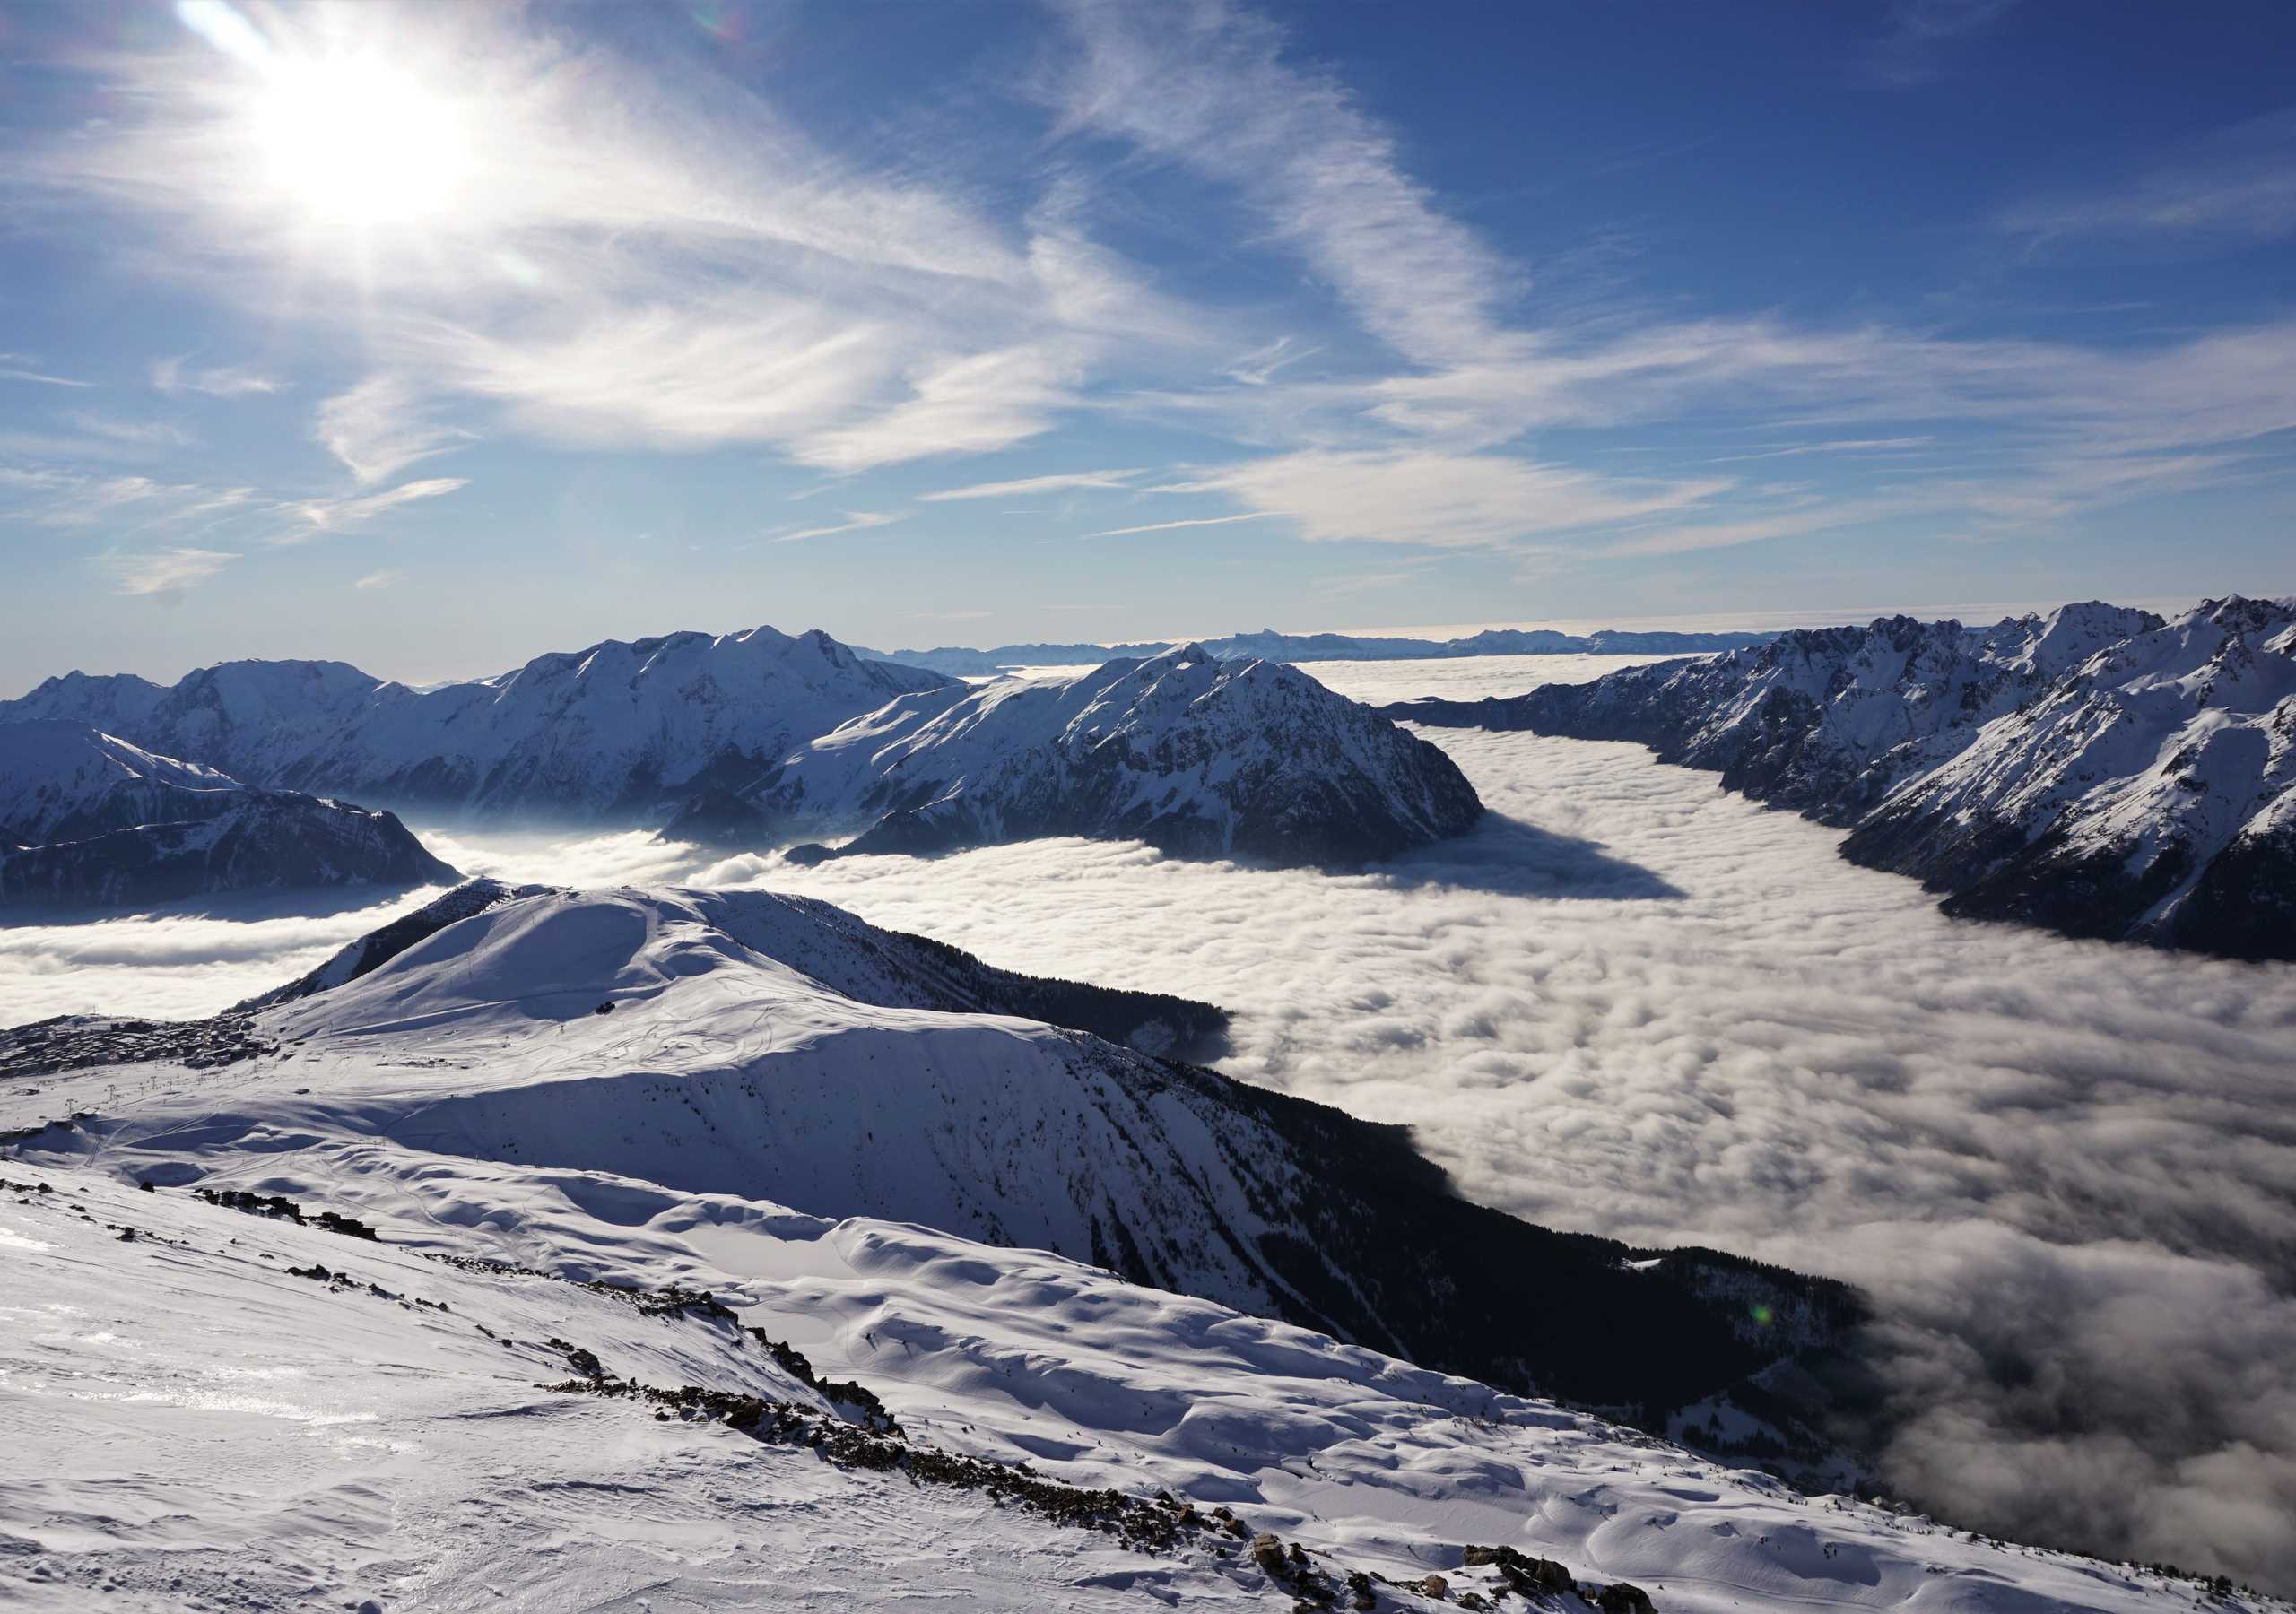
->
<box><xmin>666</xmin><ymin>644</ymin><xmax>1484</xmax><ymax>864</ymax></box>
<box><xmin>0</xmin><ymin>719</ymin><xmax>241</xmax><ymax>844</ymax></box>
<box><xmin>0</xmin><ymin>720</ymin><xmax>457</xmax><ymax>912</ymax></box>
<box><xmin>1843</xmin><ymin>597</ymin><xmax>2296</xmax><ymax>955</ymax></box>
<box><xmin>0</xmin><ymin>626</ymin><xmax>953</xmax><ymax>821</ymax></box>
<box><xmin>3</xmin><ymin>881</ymin><xmax>1843</xmax><ymax>1419</ymax></box>
<box><xmin>1384</xmin><ymin>599</ymin><xmax>2296</xmax><ymax>959</ymax></box>
<box><xmin>4</xmin><ymin>889</ymin><xmax>2281</xmax><ymax>1610</ymax></box>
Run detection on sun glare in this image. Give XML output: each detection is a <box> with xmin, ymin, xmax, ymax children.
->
<box><xmin>248</xmin><ymin>55</ymin><xmax>470</xmax><ymax>230</ymax></box>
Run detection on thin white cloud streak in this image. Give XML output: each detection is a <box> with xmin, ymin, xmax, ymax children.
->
<box><xmin>918</xmin><ymin>468</ymin><xmax>1146</xmax><ymax>501</ymax></box>
<box><xmin>0</xmin><ymin>467</ymin><xmax>255</xmax><ymax>532</ymax></box>
<box><xmin>1999</xmin><ymin>108</ymin><xmax>2296</xmax><ymax>249</ymax></box>
<box><xmin>1080</xmin><ymin>510</ymin><xmax>1291</xmax><ymax>539</ymax></box>
<box><xmin>284</xmin><ymin>475</ymin><xmax>466</xmax><ymax>542</ymax></box>
<box><xmin>764</xmin><ymin>510</ymin><xmax>902</xmax><ymax>544</ymax></box>
<box><xmin>354</xmin><ymin>568</ymin><xmax>401</xmax><ymax>590</ymax></box>
<box><xmin>100</xmin><ymin>545</ymin><xmax>238</xmax><ymax>595</ymax></box>
<box><xmin>152</xmin><ymin>355</ymin><xmax>288</xmax><ymax>398</ymax></box>
<box><xmin>1053</xmin><ymin>0</ymin><xmax>1520</xmax><ymax>373</ymax></box>
<box><xmin>0</xmin><ymin>366</ymin><xmax>92</xmax><ymax>388</ymax></box>
<box><xmin>1223</xmin><ymin>334</ymin><xmax>1316</xmax><ymax>386</ymax></box>
<box><xmin>1858</xmin><ymin>0</ymin><xmax>2019</xmax><ymax>86</ymax></box>
<box><xmin>60</xmin><ymin>411</ymin><xmax>197</xmax><ymax>450</ymax></box>
<box><xmin>1192</xmin><ymin>450</ymin><xmax>1737</xmax><ymax>549</ymax></box>
<box><xmin>0</xmin><ymin>460</ymin><xmax>454</xmax><ymax>550</ymax></box>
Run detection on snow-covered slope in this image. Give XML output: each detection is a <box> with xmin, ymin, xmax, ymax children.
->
<box><xmin>0</xmin><ymin>721</ymin><xmax>457</xmax><ymax>913</ymax></box>
<box><xmin>1387</xmin><ymin>603</ymin><xmax>2161</xmax><ymax>823</ymax></box>
<box><xmin>668</xmin><ymin>644</ymin><xmax>1484</xmax><ymax>864</ymax></box>
<box><xmin>4</xmin><ymin>1116</ymin><xmax>2280</xmax><ymax>1608</ymax></box>
<box><xmin>0</xmin><ymin>627</ymin><xmax>953</xmax><ymax>821</ymax></box>
<box><xmin>0</xmin><ymin>883</ymin><xmax>1844</xmax><ymax>1419</ymax></box>
<box><xmin>0</xmin><ymin>720</ymin><xmax>241</xmax><ymax>844</ymax></box>
<box><xmin>1843</xmin><ymin>597</ymin><xmax>2296</xmax><ymax>955</ymax></box>
<box><xmin>1387</xmin><ymin>600</ymin><xmax>2295</xmax><ymax>959</ymax></box>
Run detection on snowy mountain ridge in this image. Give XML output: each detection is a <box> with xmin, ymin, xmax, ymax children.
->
<box><xmin>0</xmin><ymin>625</ymin><xmax>953</xmax><ymax>822</ymax></box>
<box><xmin>1386</xmin><ymin>598</ymin><xmax>2295</xmax><ymax>958</ymax></box>
<box><xmin>0</xmin><ymin>720</ymin><xmax>457</xmax><ymax>912</ymax></box>
<box><xmin>0</xmin><ymin>719</ymin><xmax>241</xmax><ymax>844</ymax></box>
<box><xmin>2</xmin><ymin>882</ymin><xmax>1846</xmax><ymax>1418</ymax></box>
<box><xmin>669</xmin><ymin>643</ymin><xmax>1484</xmax><ymax>864</ymax></box>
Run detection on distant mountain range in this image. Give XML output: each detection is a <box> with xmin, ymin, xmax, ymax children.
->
<box><xmin>864</xmin><ymin>625</ymin><xmax>1783</xmax><ymax>676</ymax></box>
<box><xmin>0</xmin><ymin>720</ymin><xmax>456</xmax><ymax>912</ymax></box>
<box><xmin>4</xmin><ymin>631</ymin><xmax>1485</xmax><ymax>871</ymax></box>
<box><xmin>667</xmin><ymin>643</ymin><xmax>1483</xmax><ymax>865</ymax></box>
<box><xmin>1385</xmin><ymin>597</ymin><xmax>2296</xmax><ymax>960</ymax></box>
<box><xmin>0</xmin><ymin>627</ymin><xmax>950</xmax><ymax>823</ymax></box>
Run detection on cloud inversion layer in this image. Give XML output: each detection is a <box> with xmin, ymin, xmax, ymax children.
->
<box><xmin>4</xmin><ymin>653</ymin><xmax>2292</xmax><ymax>1590</ymax></box>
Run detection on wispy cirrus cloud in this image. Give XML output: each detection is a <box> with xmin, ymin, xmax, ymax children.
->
<box><xmin>99</xmin><ymin>545</ymin><xmax>237</xmax><ymax>595</ymax></box>
<box><xmin>1079</xmin><ymin>510</ymin><xmax>1291</xmax><ymax>540</ymax></box>
<box><xmin>317</xmin><ymin>377</ymin><xmax>472</xmax><ymax>485</ymax></box>
<box><xmin>1045</xmin><ymin>0</ymin><xmax>2295</xmax><ymax>561</ymax></box>
<box><xmin>152</xmin><ymin>355</ymin><xmax>288</xmax><ymax>399</ymax></box>
<box><xmin>285</xmin><ymin>476</ymin><xmax>467</xmax><ymax>541</ymax></box>
<box><xmin>918</xmin><ymin>468</ymin><xmax>1147</xmax><ymax>501</ymax></box>
<box><xmin>1859</xmin><ymin>0</ymin><xmax>2020</xmax><ymax>87</ymax></box>
<box><xmin>1998</xmin><ymin>108</ymin><xmax>2296</xmax><ymax>252</ymax></box>
<box><xmin>0</xmin><ymin>353</ymin><xmax>92</xmax><ymax>388</ymax></box>
<box><xmin>762</xmin><ymin>510</ymin><xmax>902</xmax><ymax>545</ymax></box>
<box><xmin>6</xmin><ymin>0</ymin><xmax>2290</xmax><ymax>590</ymax></box>
<box><xmin>13</xmin><ymin>3</ymin><xmax>1200</xmax><ymax>490</ymax></box>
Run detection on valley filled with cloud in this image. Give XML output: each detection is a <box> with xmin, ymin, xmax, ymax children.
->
<box><xmin>9</xmin><ymin>652</ymin><xmax>2291</xmax><ymax>1585</ymax></box>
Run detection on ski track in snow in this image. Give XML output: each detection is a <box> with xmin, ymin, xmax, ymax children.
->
<box><xmin>4</xmin><ymin>652</ymin><xmax>2294</xmax><ymax>1593</ymax></box>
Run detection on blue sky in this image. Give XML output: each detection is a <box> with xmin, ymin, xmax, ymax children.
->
<box><xmin>2</xmin><ymin>0</ymin><xmax>2292</xmax><ymax>690</ymax></box>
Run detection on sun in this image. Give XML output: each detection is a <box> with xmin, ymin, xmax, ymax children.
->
<box><xmin>246</xmin><ymin>53</ymin><xmax>471</xmax><ymax>230</ymax></box>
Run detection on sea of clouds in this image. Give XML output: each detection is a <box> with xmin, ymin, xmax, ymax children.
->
<box><xmin>4</xmin><ymin>652</ymin><xmax>2292</xmax><ymax>1589</ymax></box>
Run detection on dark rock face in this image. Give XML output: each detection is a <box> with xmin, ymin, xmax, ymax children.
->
<box><xmin>2</xmin><ymin>789</ymin><xmax>457</xmax><ymax>914</ymax></box>
<box><xmin>1388</xmin><ymin>600</ymin><xmax>2296</xmax><ymax>961</ymax></box>
<box><xmin>1166</xmin><ymin>1056</ymin><xmax>1864</xmax><ymax>1416</ymax></box>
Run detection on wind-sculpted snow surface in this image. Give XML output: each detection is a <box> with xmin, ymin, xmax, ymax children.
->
<box><xmin>671</xmin><ymin>644</ymin><xmax>1483</xmax><ymax>864</ymax></box>
<box><xmin>4</xmin><ymin>1144</ymin><xmax>2283</xmax><ymax>1609</ymax></box>
<box><xmin>0</xmin><ymin>625</ymin><xmax>953</xmax><ymax>822</ymax></box>
<box><xmin>0</xmin><ymin>720</ymin><xmax>457</xmax><ymax>913</ymax></box>
<box><xmin>1</xmin><ymin>883</ymin><xmax>1842</xmax><ymax>1419</ymax></box>
<box><xmin>1387</xmin><ymin>599</ymin><xmax>2296</xmax><ymax>958</ymax></box>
